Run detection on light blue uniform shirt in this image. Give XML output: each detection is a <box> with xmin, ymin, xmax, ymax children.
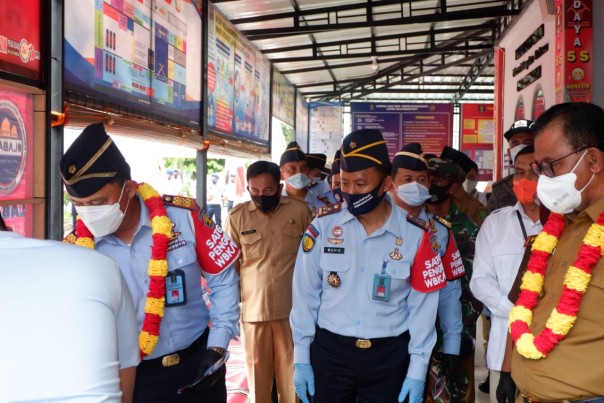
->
<box><xmin>290</xmin><ymin>199</ymin><xmax>439</xmax><ymax>381</ymax></box>
<box><xmin>96</xmin><ymin>196</ymin><xmax>240</xmax><ymax>360</ymax></box>
<box><xmin>282</xmin><ymin>186</ymin><xmax>331</xmax><ymax>216</ymax></box>
<box><xmin>423</xmin><ymin>210</ymin><xmax>463</xmax><ymax>355</ymax></box>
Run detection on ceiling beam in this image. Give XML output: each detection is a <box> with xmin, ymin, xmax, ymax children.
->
<box><xmin>240</xmin><ymin>6</ymin><xmax>518</xmax><ymax>40</ymax></box>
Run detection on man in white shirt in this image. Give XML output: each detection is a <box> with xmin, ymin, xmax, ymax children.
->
<box><xmin>470</xmin><ymin>145</ymin><xmax>542</xmax><ymax>403</ymax></box>
<box><xmin>0</xmin><ymin>211</ymin><xmax>140</xmax><ymax>403</ymax></box>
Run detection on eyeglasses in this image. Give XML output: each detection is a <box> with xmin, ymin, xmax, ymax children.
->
<box><xmin>529</xmin><ymin>146</ymin><xmax>591</xmax><ymax>178</ymax></box>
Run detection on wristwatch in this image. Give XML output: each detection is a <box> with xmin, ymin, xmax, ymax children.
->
<box><xmin>208</xmin><ymin>346</ymin><xmax>227</xmax><ymax>356</ymax></box>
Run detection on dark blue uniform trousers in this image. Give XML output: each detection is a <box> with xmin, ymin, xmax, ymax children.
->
<box><xmin>310</xmin><ymin>328</ymin><xmax>411</xmax><ymax>403</ymax></box>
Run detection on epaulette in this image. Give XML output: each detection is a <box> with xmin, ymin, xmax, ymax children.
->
<box><xmin>432</xmin><ymin>214</ymin><xmax>452</xmax><ymax>229</ymax></box>
<box><xmin>406</xmin><ymin>213</ymin><xmax>430</xmax><ymax>231</ymax></box>
<box><xmin>63</xmin><ymin>231</ymin><xmax>77</xmax><ymax>244</ymax></box>
<box><xmin>318</xmin><ymin>202</ymin><xmax>341</xmax><ymax>217</ymax></box>
<box><xmin>317</xmin><ymin>194</ymin><xmax>331</xmax><ymax>205</ymax></box>
<box><xmin>162</xmin><ymin>194</ymin><xmax>196</xmax><ymax>210</ymax></box>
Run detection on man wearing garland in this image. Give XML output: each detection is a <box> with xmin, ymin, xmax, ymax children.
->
<box><xmin>60</xmin><ymin>123</ymin><xmax>241</xmax><ymax>403</ymax></box>
<box><xmin>505</xmin><ymin>102</ymin><xmax>604</xmax><ymax>402</ymax></box>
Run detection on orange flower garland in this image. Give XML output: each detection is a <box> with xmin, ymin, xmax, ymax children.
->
<box><xmin>508</xmin><ymin>211</ymin><xmax>604</xmax><ymax>359</ymax></box>
<box><xmin>72</xmin><ymin>183</ymin><xmax>172</xmax><ymax>358</ymax></box>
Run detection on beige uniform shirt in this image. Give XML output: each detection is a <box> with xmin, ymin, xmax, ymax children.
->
<box><xmin>453</xmin><ymin>186</ymin><xmax>486</xmax><ymax>226</ymax></box>
<box><xmin>511</xmin><ymin>197</ymin><xmax>604</xmax><ymax>401</ymax></box>
<box><xmin>224</xmin><ymin>196</ymin><xmax>312</xmax><ymax>322</ymax></box>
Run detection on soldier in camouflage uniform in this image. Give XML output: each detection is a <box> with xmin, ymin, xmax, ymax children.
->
<box><xmin>424</xmin><ymin>157</ymin><xmax>483</xmax><ymax>403</ymax></box>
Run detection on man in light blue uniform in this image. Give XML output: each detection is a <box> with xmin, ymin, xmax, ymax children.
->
<box><xmin>306</xmin><ymin>153</ymin><xmax>336</xmax><ymax>205</ymax></box>
<box><xmin>389</xmin><ymin>143</ymin><xmax>465</xmax><ymax>399</ymax></box>
<box><xmin>280</xmin><ymin>142</ymin><xmax>331</xmax><ymax>216</ymax></box>
<box><xmin>290</xmin><ymin>129</ymin><xmax>440</xmax><ymax>403</ymax></box>
<box><xmin>60</xmin><ymin>123</ymin><xmax>240</xmax><ymax>403</ymax></box>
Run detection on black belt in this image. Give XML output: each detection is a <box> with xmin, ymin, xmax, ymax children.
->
<box><xmin>318</xmin><ymin>327</ymin><xmax>407</xmax><ymax>349</ymax></box>
<box><xmin>139</xmin><ymin>328</ymin><xmax>208</xmax><ymax>368</ymax></box>
<box><xmin>523</xmin><ymin>396</ymin><xmax>604</xmax><ymax>403</ymax></box>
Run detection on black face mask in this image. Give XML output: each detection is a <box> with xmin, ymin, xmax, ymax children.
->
<box><xmin>427</xmin><ymin>183</ymin><xmax>451</xmax><ymax>204</ymax></box>
<box><xmin>341</xmin><ymin>179</ymin><xmax>386</xmax><ymax>216</ymax></box>
<box><xmin>250</xmin><ymin>193</ymin><xmax>280</xmax><ymax>213</ymax></box>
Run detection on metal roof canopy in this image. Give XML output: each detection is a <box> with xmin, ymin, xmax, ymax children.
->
<box><xmin>213</xmin><ymin>0</ymin><xmax>527</xmax><ymax>103</ymax></box>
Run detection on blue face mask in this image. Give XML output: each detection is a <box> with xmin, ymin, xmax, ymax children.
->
<box><xmin>396</xmin><ymin>182</ymin><xmax>431</xmax><ymax>206</ymax></box>
<box><xmin>287</xmin><ymin>173</ymin><xmax>311</xmax><ymax>190</ymax></box>
<box><xmin>342</xmin><ymin>179</ymin><xmax>386</xmax><ymax>216</ymax></box>
<box><xmin>332</xmin><ymin>187</ymin><xmax>344</xmax><ymax>203</ymax></box>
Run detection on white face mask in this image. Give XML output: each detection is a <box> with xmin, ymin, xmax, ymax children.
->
<box><xmin>396</xmin><ymin>182</ymin><xmax>431</xmax><ymax>206</ymax></box>
<box><xmin>509</xmin><ymin>144</ymin><xmax>527</xmax><ymax>164</ymax></box>
<box><xmin>462</xmin><ymin>178</ymin><xmax>478</xmax><ymax>193</ymax></box>
<box><xmin>75</xmin><ymin>183</ymin><xmax>129</xmax><ymax>237</ymax></box>
<box><xmin>536</xmin><ymin>150</ymin><xmax>594</xmax><ymax>214</ymax></box>
<box><xmin>287</xmin><ymin>173</ymin><xmax>311</xmax><ymax>190</ymax></box>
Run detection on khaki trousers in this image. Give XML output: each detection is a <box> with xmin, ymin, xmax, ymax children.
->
<box><xmin>241</xmin><ymin>318</ymin><xmax>296</xmax><ymax>403</ymax></box>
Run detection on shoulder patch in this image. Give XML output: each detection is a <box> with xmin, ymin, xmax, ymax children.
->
<box><xmin>406</xmin><ymin>213</ymin><xmax>430</xmax><ymax>231</ymax></box>
<box><xmin>316</xmin><ymin>194</ymin><xmax>332</xmax><ymax>206</ymax></box>
<box><xmin>162</xmin><ymin>194</ymin><xmax>196</xmax><ymax>210</ymax></box>
<box><xmin>432</xmin><ymin>214</ymin><xmax>452</xmax><ymax>229</ymax></box>
<box><xmin>318</xmin><ymin>202</ymin><xmax>341</xmax><ymax>217</ymax></box>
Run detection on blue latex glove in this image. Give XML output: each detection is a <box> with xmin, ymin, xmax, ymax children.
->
<box><xmin>293</xmin><ymin>363</ymin><xmax>315</xmax><ymax>403</ymax></box>
<box><xmin>398</xmin><ymin>377</ymin><xmax>425</xmax><ymax>403</ymax></box>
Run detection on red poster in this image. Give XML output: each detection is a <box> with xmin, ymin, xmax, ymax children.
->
<box><xmin>0</xmin><ymin>0</ymin><xmax>42</xmax><ymax>80</ymax></box>
<box><xmin>0</xmin><ymin>85</ymin><xmax>34</xmax><ymax>236</ymax></box>
<box><xmin>556</xmin><ymin>0</ymin><xmax>592</xmax><ymax>103</ymax></box>
<box><xmin>461</xmin><ymin>104</ymin><xmax>494</xmax><ymax>181</ymax></box>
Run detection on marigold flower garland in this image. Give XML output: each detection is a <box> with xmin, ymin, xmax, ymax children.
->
<box><xmin>508</xmin><ymin>211</ymin><xmax>604</xmax><ymax>359</ymax></box>
<box><xmin>73</xmin><ymin>183</ymin><xmax>172</xmax><ymax>358</ymax></box>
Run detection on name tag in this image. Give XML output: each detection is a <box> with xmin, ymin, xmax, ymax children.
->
<box><xmin>324</xmin><ymin>247</ymin><xmax>344</xmax><ymax>254</ymax></box>
<box><xmin>165</xmin><ymin>269</ymin><xmax>187</xmax><ymax>307</ymax></box>
<box><xmin>241</xmin><ymin>229</ymin><xmax>256</xmax><ymax>235</ymax></box>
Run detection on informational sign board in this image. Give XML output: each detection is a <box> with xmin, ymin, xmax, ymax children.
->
<box><xmin>308</xmin><ymin>102</ymin><xmax>343</xmax><ymax>159</ymax></box>
<box><xmin>0</xmin><ymin>84</ymin><xmax>34</xmax><ymax>236</ymax></box>
<box><xmin>0</xmin><ymin>0</ymin><xmax>42</xmax><ymax>81</ymax></box>
<box><xmin>64</xmin><ymin>0</ymin><xmax>202</xmax><ymax>126</ymax></box>
<box><xmin>351</xmin><ymin>102</ymin><xmax>452</xmax><ymax>159</ymax></box>
<box><xmin>295</xmin><ymin>93</ymin><xmax>309</xmax><ymax>150</ymax></box>
<box><xmin>272</xmin><ymin>69</ymin><xmax>295</xmax><ymax>128</ymax></box>
<box><xmin>555</xmin><ymin>0</ymin><xmax>593</xmax><ymax>103</ymax></box>
<box><xmin>207</xmin><ymin>3</ymin><xmax>270</xmax><ymax>144</ymax></box>
<box><xmin>461</xmin><ymin>104</ymin><xmax>494</xmax><ymax>181</ymax></box>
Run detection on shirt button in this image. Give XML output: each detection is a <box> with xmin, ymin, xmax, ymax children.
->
<box><xmin>178</xmin><ymin>258</ymin><xmax>183</xmax><ymax>264</ymax></box>
<box><xmin>549</xmin><ymin>293</ymin><xmax>555</xmax><ymax>300</ymax></box>
<box><xmin>560</xmin><ymin>260</ymin><xmax>567</xmax><ymax>267</ymax></box>
<box><xmin>356</xmin><ymin>320</ymin><xmax>361</xmax><ymax>325</ymax></box>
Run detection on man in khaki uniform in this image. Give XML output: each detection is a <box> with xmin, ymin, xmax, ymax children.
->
<box><xmin>441</xmin><ymin>146</ymin><xmax>486</xmax><ymax>226</ymax></box>
<box><xmin>504</xmin><ymin>102</ymin><xmax>604</xmax><ymax>402</ymax></box>
<box><xmin>224</xmin><ymin>161</ymin><xmax>312</xmax><ymax>403</ymax></box>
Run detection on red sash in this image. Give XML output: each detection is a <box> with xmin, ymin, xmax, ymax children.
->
<box><xmin>441</xmin><ymin>229</ymin><xmax>465</xmax><ymax>280</ymax></box>
<box><xmin>191</xmin><ymin>205</ymin><xmax>240</xmax><ymax>275</ymax></box>
<box><xmin>411</xmin><ymin>230</ymin><xmax>447</xmax><ymax>293</ymax></box>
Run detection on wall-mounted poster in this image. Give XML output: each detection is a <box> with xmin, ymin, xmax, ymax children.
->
<box><xmin>207</xmin><ymin>3</ymin><xmax>270</xmax><ymax>144</ymax></box>
<box><xmin>0</xmin><ymin>0</ymin><xmax>42</xmax><ymax>81</ymax></box>
<box><xmin>64</xmin><ymin>0</ymin><xmax>202</xmax><ymax>126</ymax></box>
<box><xmin>461</xmin><ymin>103</ymin><xmax>494</xmax><ymax>181</ymax></box>
<box><xmin>233</xmin><ymin>32</ymin><xmax>255</xmax><ymax>138</ymax></box>
<box><xmin>295</xmin><ymin>93</ymin><xmax>309</xmax><ymax>150</ymax></box>
<box><xmin>272</xmin><ymin>69</ymin><xmax>295</xmax><ymax>127</ymax></box>
<box><xmin>0</xmin><ymin>84</ymin><xmax>34</xmax><ymax>236</ymax></box>
<box><xmin>532</xmin><ymin>85</ymin><xmax>546</xmax><ymax>120</ymax></box>
<box><xmin>351</xmin><ymin>102</ymin><xmax>452</xmax><ymax>159</ymax></box>
<box><xmin>308</xmin><ymin>102</ymin><xmax>343</xmax><ymax>158</ymax></box>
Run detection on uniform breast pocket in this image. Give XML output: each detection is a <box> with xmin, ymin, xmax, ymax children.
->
<box><xmin>240</xmin><ymin>232</ymin><xmax>263</xmax><ymax>260</ymax></box>
<box><xmin>279</xmin><ymin>226</ymin><xmax>304</xmax><ymax>256</ymax></box>
<box><xmin>319</xmin><ymin>252</ymin><xmax>352</xmax><ymax>291</ymax></box>
<box><xmin>168</xmin><ymin>243</ymin><xmax>199</xmax><ymax>270</ymax></box>
<box><xmin>578</xmin><ymin>267</ymin><xmax>604</xmax><ymax>324</ymax></box>
<box><xmin>491</xmin><ymin>245</ymin><xmax>523</xmax><ymax>287</ymax></box>
<box><xmin>382</xmin><ymin>261</ymin><xmax>411</xmax><ymax>302</ymax></box>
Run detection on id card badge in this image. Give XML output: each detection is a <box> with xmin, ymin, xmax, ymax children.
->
<box><xmin>372</xmin><ymin>274</ymin><xmax>391</xmax><ymax>301</ymax></box>
<box><xmin>165</xmin><ymin>269</ymin><xmax>187</xmax><ymax>307</ymax></box>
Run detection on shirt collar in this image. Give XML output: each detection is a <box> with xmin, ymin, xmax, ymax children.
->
<box><xmin>0</xmin><ymin>231</ymin><xmax>23</xmax><ymax>241</ymax></box>
<box><xmin>569</xmin><ymin>196</ymin><xmax>604</xmax><ymax>224</ymax></box>
<box><xmin>340</xmin><ymin>197</ymin><xmax>399</xmax><ymax>238</ymax></box>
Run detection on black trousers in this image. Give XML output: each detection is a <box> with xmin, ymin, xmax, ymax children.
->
<box><xmin>310</xmin><ymin>328</ymin><xmax>411</xmax><ymax>403</ymax></box>
<box><xmin>133</xmin><ymin>329</ymin><xmax>226</xmax><ymax>403</ymax></box>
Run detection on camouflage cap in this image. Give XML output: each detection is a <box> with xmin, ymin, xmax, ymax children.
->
<box><xmin>427</xmin><ymin>157</ymin><xmax>461</xmax><ymax>181</ymax></box>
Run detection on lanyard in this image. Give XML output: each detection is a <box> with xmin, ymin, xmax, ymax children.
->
<box><xmin>516</xmin><ymin>210</ymin><xmax>528</xmax><ymax>241</ymax></box>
